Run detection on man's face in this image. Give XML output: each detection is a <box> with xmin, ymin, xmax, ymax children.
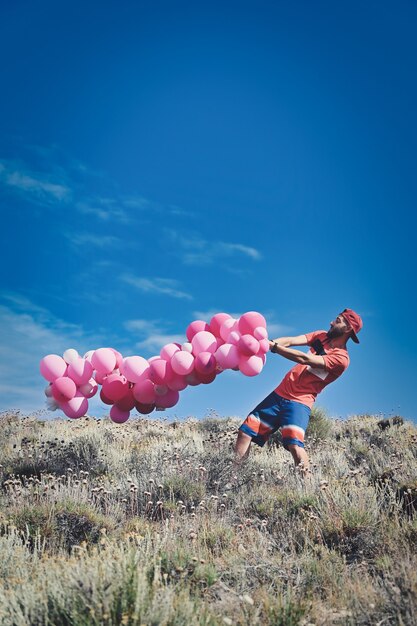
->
<box><xmin>328</xmin><ymin>313</ymin><xmax>351</xmax><ymax>339</ymax></box>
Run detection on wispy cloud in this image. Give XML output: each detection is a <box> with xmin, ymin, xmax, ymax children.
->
<box><xmin>0</xmin><ymin>294</ymin><xmax>106</xmax><ymax>413</ymax></box>
<box><xmin>168</xmin><ymin>231</ymin><xmax>261</xmax><ymax>265</ymax></box>
<box><xmin>76</xmin><ymin>199</ymin><xmax>130</xmax><ymax>222</ymax></box>
<box><xmin>121</xmin><ymin>274</ymin><xmax>193</xmax><ymax>300</ymax></box>
<box><xmin>123</xmin><ymin>318</ymin><xmax>184</xmax><ymax>353</ymax></box>
<box><xmin>65</xmin><ymin>232</ymin><xmax>121</xmax><ymax>247</ymax></box>
<box><xmin>1</xmin><ymin>152</ymin><xmax>194</xmax><ymax>228</ymax></box>
<box><xmin>0</xmin><ymin>160</ymin><xmax>70</xmax><ymax>203</ymax></box>
<box><xmin>135</xmin><ymin>333</ymin><xmax>185</xmax><ymax>352</ymax></box>
<box><xmin>124</xmin><ymin>319</ymin><xmax>161</xmax><ymax>334</ymax></box>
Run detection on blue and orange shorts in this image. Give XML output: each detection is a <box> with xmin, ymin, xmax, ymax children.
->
<box><xmin>239</xmin><ymin>391</ymin><xmax>311</xmax><ymax>449</ymax></box>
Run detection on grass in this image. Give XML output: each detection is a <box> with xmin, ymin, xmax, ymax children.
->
<box><xmin>0</xmin><ymin>411</ymin><xmax>416</xmax><ymax>625</ymax></box>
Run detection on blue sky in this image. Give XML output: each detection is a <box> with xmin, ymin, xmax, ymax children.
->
<box><xmin>1</xmin><ymin>1</ymin><xmax>416</xmax><ymax>421</ymax></box>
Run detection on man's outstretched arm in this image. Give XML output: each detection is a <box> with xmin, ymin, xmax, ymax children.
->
<box><xmin>269</xmin><ymin>336</ymin><xmax>326</xmax><ymax>369</ymax></box>
<box><xmin>271</xmin><ymin>335</ymin><xmax>308</xmax><ymax>348</ymax></box>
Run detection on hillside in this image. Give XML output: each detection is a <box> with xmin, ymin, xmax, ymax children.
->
<box><xmin>0</xmin><ymin>410</ymin><xmax>416</xmax><ymax>625</ymax></box>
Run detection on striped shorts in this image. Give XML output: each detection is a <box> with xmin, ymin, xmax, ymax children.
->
<box><xmin>239</xmin><ymin>391</ymin><xmax>311</xmax><ymax>448</ymax></box>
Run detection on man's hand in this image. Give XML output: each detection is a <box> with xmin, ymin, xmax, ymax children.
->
<box><xmin>269</xmin><ymin>340</ymin><xmax>282</xmax><ymax>353</ymax></box>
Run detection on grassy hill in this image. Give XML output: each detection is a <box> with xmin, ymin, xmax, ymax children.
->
<box><xmin>0</xmin><ymin>410</ymin><xmax>416</xmax><ymax>625</ymax></box>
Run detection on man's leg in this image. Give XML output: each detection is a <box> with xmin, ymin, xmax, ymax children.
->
<box><xmin>225</xmin><ymin>431</ymin><xmax>252</xmax><ymax>489</ymax></box>
<box><xmin>234</xmin><ymin>430</ymin><xmax>252</xmax><ymax>461</ymax></box>
<box><xmin>287</xmin><ymin>444</ymin><xmax>310</xmax><ymax>474</ymax></box>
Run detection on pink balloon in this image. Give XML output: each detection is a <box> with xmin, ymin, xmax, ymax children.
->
<box><xmin>194</xmin><ymin>351</ymin><xmax>217</xmax><ymax>375</ymax></box>
<box><xmin>155</xmin><ymin>384</ymin><xmax>168</xmax><ymax>396</ymax></box>
<box><xmin>181</xmin><ymin>342</ymin><xmax>193</xmax><ymax>353</ymax></box>
<box><xmin>238</xmin><ymin>311</ymin><xmax>267</xmax><ymax>335</ymax></box>
<box><xmin>61</xmin><ymin>393</ymin><xmax>88</xmax><ymax>419</ymax></box>
<box><xmin>51</xmin><ymin>376</ymin><xmax>77</xmax><ymax>402</ymax></box>
<box><xmin>214</xmin><ymin>344</ymin><xmax>240</xmax><ymax>370</ymax></box>
<box><xmin>63</xmin><ymin>349</ymin><xmax>79</xmax><ymax>364</ymax></box>
<box><xmin>238</xmin><ymin>334</ymin><xmax>260</xmax><ymax>356</ymax></box>
<box><xmin>258</xmin><ymin>338</ymin><xmax>271</xmax><ymax>354</ymax></box>
<box><xmin>239</xmin><ymin>354</ymin><xmax>264</xmax><ymax>376</ymax></box>
<box><xmin>40</xmin><ymin>354</ymin><xmax>67</xmax><ymax>382</ymax></box>
<box><xmin>160</xmin><ymin>343</ymin><xmax>181</xmax><ymax>360</ymax></box>
<box><xmin>171</xmin><ymin>351</ymin><xmax>194</xmax><ymax>375</ymax></box>
<box><xmin>254</xmin><ymin>326</ymin><xmax>268</xmax><ymax>340</ymax></box>
<box><xmin>122</xmin><ymin>356</ymin><xmax>149</xmax><ymax>383</ymax></box>
<box><xmin>67</xmin><ymin>358</ymin><xmax>93</xmax><ymax>385</ymax></box>
<box><xmin>79</xmin><ymin>378</ymin><xmax>98</xmax><ymax>398</ymax></box>
<box><xmin>167</xmin><ymin>373</ymin><xmax>188</xmax><ymax>391</ymax></box>
<box><xmin>191</xmin><ymin>331</ymin><xmax>217</xmax><ymax>355</ymax></box>
<box><xmin>102</xmin><ymin>373</ymin><xmax>129</xmax><ymax>402</ymax></box>
<box><xmin>209</xmin><ymin>313</ymin><xmax>231</xmax><ymax>338</ymax></box>
<box><xmin>227</xmin><ymin>330</ymin><xmax>241</xmax><ymax>345</ymax></box>
<box><xmin>83</xmin><ymin>350</ymin><xmax>95</xmax><ymax>363</ymax></box>
<box><xmin>148</xmin><ymin>355</ymin><xmax>160</xmax><ymax>363</ymax></box>
<box><xmin>110</xmin><ymin>405</ymin><xmax>130</xmax><ymax>423</ymax></box>
<box><xmin>186</xmin><ymin>320</ymin><xmax>210</xmax><ymax>342</ymax></box>
<box><xmin>94</xmin><ymin>370</ymin><xmax>107</xmax><ymax>385</ymax></box>
<box><xmin>220</xmin><ymin>318</ymin><xmax>238</xmax><ymax>341</ymax></box>
<box><xmin>100</xmin><ymin>388</ymin><xmax>114</xmax><ymax>405</ymax></box>
<box><xmin>116</xmin><ymin>387</ymin><xmax>136</xmax><ymax>411</ymax></box>
<box><xmin>196</xmin><ymin>370</ymin><xmax>217</xmax><ymax>384</ymax></box>
<box><xmin>185</xmin><ymin>371</ymin><xmax>201</xmax><ymax>386</ymax></box>
<box><xmin>135</xmin><ymin>402</ymin><xmax>155</xmax><ymax>415</ymax></box>
<box><xmin>92</xmin><ymin>348</ymin><xmax>117</xmax><ymax>374</ymax></box>
<box><xmin>133</xmin><ymin>379</ymin><xmax>156</xmax><ymax>404</ymax></box>
<box><xmin>110</xmin><ymin>348</ymin><xmax>124</xmax><ymax>369</ymax></box>
<box><xmin>149</xmin><ymin>358</ymin><xmax>173</xmax><ymax>385</ymax></box>
<box><xmin>155</xmin><ymin>389</ymin><xmax>179</xmax><ymax>409</ymax></box>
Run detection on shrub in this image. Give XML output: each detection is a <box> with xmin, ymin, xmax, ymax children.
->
<box><xmin>306</xmin><ymin>406</ymin><xmax>333</xmax><ymax>442</ymax></box>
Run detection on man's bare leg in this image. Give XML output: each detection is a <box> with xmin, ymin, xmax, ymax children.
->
<box><xmin>225</xmin><ymin>431</ymin><xmax>252</xmax><ymax>489</ymax></box>
<box><xmin>287</xmin><ymin>444</ymin><xmax>310</xmax><ymax>475</ymax></box>
<box><xmin>234</xmin><ymin>430</ymin><xmax>252</xmax><ymax>461</ymax></box>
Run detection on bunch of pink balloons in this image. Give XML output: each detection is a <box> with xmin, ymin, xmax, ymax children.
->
<box><xmin>40</xmin><ymin>311</ymin><xmax>269</xmax><ymax>424</ymax></box>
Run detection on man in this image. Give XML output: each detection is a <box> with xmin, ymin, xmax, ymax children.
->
<box><xmin>234</xmin><ymin>309</ymin><xmax>363</xmax><ymax>473</ymax></box>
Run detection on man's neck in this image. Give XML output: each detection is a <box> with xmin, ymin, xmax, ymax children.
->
<box><xmin>325</xmin><ymin>333</ymin><xmax>348</xmax><ymax>349</ymax></box>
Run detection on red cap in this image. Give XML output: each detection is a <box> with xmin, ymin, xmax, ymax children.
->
<box><xmin>341</xmin><ymin>308</ymin><xmax>363</xmax><ymax>343</ymax></box>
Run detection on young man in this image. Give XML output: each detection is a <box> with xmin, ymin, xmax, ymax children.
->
<box><xmin>234</xmin><ymin>309</ymin><xmax>363</xmax><ymax>473</ymax></box>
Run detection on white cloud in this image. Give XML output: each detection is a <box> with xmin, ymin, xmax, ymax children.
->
<box><xmin>76</xmin><ymin>199</ymin><xmax>130</xmax><ymax>222</ymax></box>
<box><xmin>122</xmin><ymin>196</ymin><xmax>152</xmax><ymax>209</ymax></box>
<box><xmin>267</xmin><ymin>322</ymin><xmax>293</xmax><ymax>336</ymax></box>
<box><xmin>0</xmin><ymin>161</ymin><xmax>70</xmax><ymax>202</ymax></box>
<box><xmin>168</xmin><ymin>231</ymin><xmax>261</xmax><ymax>265</ymax></box>
<box><xmin>0</xmin><ymin>296</ymin><xmax>106</xmax><ymax>413</ymax></box>
<box><xmin>121</xmin><ymin>274</ymin><xmax>193</xmax><ymax>300</ymax></box>
<box><xmin>135</xmin><ymin>333</ymin><xmax>185</xmax><ymax>353</ymax></box>
<box><xmin>124</xmin><ymin>318</ymin><xmax>185</xmax><ymax>355</ymax></box>
<box><xmin>124</xmin><ymin>319</ymin><xmax>163</xmax><ymax>335</ymax></box>
<box><xmin>66</xmin><ymin>233</ymin><xmax>121</xmax><ymax>247</ymax></box>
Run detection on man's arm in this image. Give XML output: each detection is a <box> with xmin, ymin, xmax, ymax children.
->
<box><xmin>271</xmin><ymin>335</ymin><xmax>309</xmax><ymax>348</ymax></box>
<box><xmin>269</xmin><ymin>337</ymin><xmax>326</xmax><ymax>369</ymax></box>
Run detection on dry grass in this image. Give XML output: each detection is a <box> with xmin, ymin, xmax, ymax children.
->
<box><xmin>0</xmin><ymin>410</ymin><xmax>416</xmax><ymax>625</ymax></box>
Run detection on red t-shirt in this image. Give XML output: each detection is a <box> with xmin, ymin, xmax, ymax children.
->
<box><xmin>275</xmin><ymin>330</ymin><xmax>350</xmax><ymax>408</ymax></box>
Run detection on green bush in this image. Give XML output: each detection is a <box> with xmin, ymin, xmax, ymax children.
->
<box><xmin>306</xmin><ymin>406</ymin><xmax>333</xmax><ymax>442</ymax></box>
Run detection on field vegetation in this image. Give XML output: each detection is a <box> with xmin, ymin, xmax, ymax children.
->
<box><xmin>0</xmin><ymin>408</ymin><xmax>416</xmax><ymax>625</ymax></box>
